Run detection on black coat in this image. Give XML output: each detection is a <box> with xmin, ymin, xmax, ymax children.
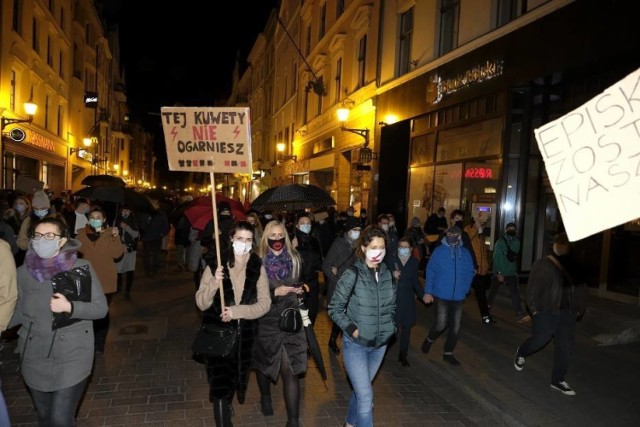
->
<box><xmin>202</xmin><ymin>253</ymin><xmax>262</xmax><ymax>401</ymax></box>
<box><xmin>390</xmin><ymin>254</ymin><xmax>422</xmax><ymax>327</ymax></box>
<box><xmin>321</xmin><ymin>236</ymin><xmax>357</xmax><ymax>305</ymax></box>
<box><xmin>251</xmin><ymin>268</ymin><xmax>307</xmax><ymax>382</ymax></box>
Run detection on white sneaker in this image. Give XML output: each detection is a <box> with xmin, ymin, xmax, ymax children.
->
<box><xmin>551</xmin><ymin>381</ymin><xmax>576</xmax><ymax>396</ymax></box>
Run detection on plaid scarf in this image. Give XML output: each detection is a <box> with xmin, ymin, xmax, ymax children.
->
<box><xmin>25</xmin><ymin>249</ymin><xmax>78</xmax><ymax>283</ymax></box>
<box><xmin>263</xmin><ymin>248</ymin><xmax>293</xmax><ymax>282</ymax></box>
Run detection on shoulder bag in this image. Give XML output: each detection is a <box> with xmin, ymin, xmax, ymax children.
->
<box><xmin>191</xmin><ymin>322</ymin><xmax>239</xmax><ymax>359</ymax></box>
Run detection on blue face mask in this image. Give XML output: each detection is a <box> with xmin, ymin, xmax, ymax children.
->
<box><xmin>34</xmin><ymin>209</ymin><xmax>48</xmax><ymax>218</ymax></box>
<box><xmin>299</xmin><ymin>224</ymin><xmax>312</xmax><ymax>234</ymax></box>
<box><xmin>398</xmin><ymin>247</ymin><xmax>411</xmax><ymax>257</ymax></box>
<box><xmin>89</xmin><ymin>218</ymin><xmax>103</xmax><ymax>229</ymax></box>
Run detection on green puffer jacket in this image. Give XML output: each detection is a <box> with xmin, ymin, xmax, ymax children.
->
<box><xmin>328</xmin><ymin>258</ymin><xmax>396</xmax><ymax>348</ymax></box>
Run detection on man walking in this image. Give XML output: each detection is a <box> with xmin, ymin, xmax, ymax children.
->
<box><xmin>514</xmin><ymin>232</ymin><xmax>586</xmax><ymax>396</ymax></box>
<box><xmin>489</xmin><ymin>222</ymin><xmax>530</xmax><ymax>322</ymax></box>
<box><xmin>421</xmin><ymin>226</ymin><xmax>475</xmax><ymax>366</ymax></box>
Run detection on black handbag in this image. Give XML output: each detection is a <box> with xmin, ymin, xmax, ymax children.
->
<box><xmin>191</xmin><ymin>322</ymin><xmax>239</xmax><ymax>359</ymax></box>
<box><xmin>278</xmin><ymin>306</ymin><xmax>303</xmax><ymax>333</ymax></box>
<box><xmin>51</xmin><ymin>265</ymin><xmax>92</xmax><ymax>330</ymax></box>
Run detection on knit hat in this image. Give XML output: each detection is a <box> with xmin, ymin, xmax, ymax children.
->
<box><xmin>31</xmin><ymin>190</ymin><xmax>50</xmax><ymax>209</ymax></box>
<box><xmin>345</xmin><ymin>217</ymin><xmax>361</xmax><ymax>231</ymax></box>
<box><xmin>506</xmin><ymin>222</ymin><xmax>517</xmax><ymax>229</ymax></box>
<box><xmin>218</xmin><ymin>201</ymin><xmax>231</xmax><ymax>215</ymax></box>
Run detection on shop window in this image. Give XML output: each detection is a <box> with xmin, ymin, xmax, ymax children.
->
<box><xmin>436</xmin><ymin>118</ymin><xmax>503</xmax><ymax>162</ymax></box>
<box><xmin>410</xmin><ymin>133</ymin><xmax>436</xmax><ymax>165</ymax></box>
<box><xmin>407</xmin><ymin>165</ymin><xmax>435</xmax><ymax>223</ymax></box>
<box><xmin>434</xmin><ymin>163</ymin><xmax>463</xmax><ymax>212</ymax></box>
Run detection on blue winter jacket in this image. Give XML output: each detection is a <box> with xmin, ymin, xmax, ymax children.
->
<box><xmin>425</xmin><ymin>238</ymin><xmax>475</xmax><ymax>301</ymax></box>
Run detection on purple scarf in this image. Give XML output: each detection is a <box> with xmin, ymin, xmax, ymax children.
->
<box><xmin>264</xmin><ymin>248</ymin><xmax>293</xmax><ymax>282</ymax></box>
<box><xmin>25</xmin><ymin>249</ymin><xmax>78</xmax><ymax>283</ymax></box>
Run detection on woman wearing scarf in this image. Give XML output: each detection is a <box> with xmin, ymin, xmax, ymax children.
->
<box><xmin>387</xmin><ymin>237</ymin><xmax>422</xmax><ymax>367</ymax></box>
<box><xmin>8</xmin><ymin>217</ymin><xmax>107</xmax><ymax>425</ymax></box>
<box><xmin>252</xmin><ymin>220</ymin><xmax>306</xmax><ymax>427</ymax></box>
<box><xmin>76</xmin><ymin>206</ymin><xmax>124</xmax><ymax>352</ymax></box>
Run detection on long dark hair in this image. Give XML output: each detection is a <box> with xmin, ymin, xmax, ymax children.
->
<box><xmin>227</xmin><ymin>221</ymin><xmax>255</xmax><ymax>268</ymax></box>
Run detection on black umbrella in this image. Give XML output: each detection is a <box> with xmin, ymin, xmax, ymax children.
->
<box><xmin>80</xmin><ymin>174</ymin><xmax>126</xmax><ymax>187</ymax></box>
<box><xmin>250</xmin><ymin>184</ymin><xmax>336</xmax><ymax>212</ymax></box>
<box><xmin>73</xmin><ymin>186</ymin><xmax>154</xmax><ymax>213</ymax></box>
<box><xmin>299</xmin><ymin>300</ymin><xmax>328</xmax><ymax>389</ymax></box>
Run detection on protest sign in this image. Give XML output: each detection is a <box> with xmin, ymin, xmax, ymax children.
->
<box><xmin>161</xmin><ymin>106</ymin><xmax>252</xmax><ymax>174</ymax></box>
<box><xmin>534</xmin><ymin>68</ymin><xmax>640</xmax><ymax>241</ymax></box>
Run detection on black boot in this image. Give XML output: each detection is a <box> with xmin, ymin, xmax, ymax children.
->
<box><xmin>213</xmin><ymin>399</ymin><xmax>233</xmax><ymax>427</ymax></box>
<box><xmin>260</xmin><ymin>395</ymin><xmax>273</xmax><ymax>416</ymax></box>
<box><xmin>399</xmin><ymin>351</ymin><xmax>410</xmax><ymax>367</ymax></box>
<box><xmin>286</xmin><ymin>419</ymin><xmax>300</xmax><ymax>427</ymax></box>
<box><xmin>125</xmin><ymin>271</ymin><xmax>133</xmax><ymax>300</ymax></box>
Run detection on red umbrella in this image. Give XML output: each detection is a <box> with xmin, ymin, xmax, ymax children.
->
<box><xmin>184</xmin><ymin>194</ymin><xmax>246</xmax><ymax>231</ymax></box>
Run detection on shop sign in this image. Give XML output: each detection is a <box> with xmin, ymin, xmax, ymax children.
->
<box><xmin>464</xmin><ymin>167</ymin><xmax>493</xmax><ymax>179</ymax></box>
<box><xmin>84</xmin><ymin>92</ymin><xmax>98</xmax><ymax>108</ymax></box>
<box><xmin>25</xmin><ymin>130</ymin><xmax>55</xmax><ymax>152</ymax></box>
<box><xmin>78</xmin><ymin>149</ymin><xmax>94</xmax><ymax>163</ymax></box>
<box><xmin>427</xmin><ymin>60</ymin><xmax>504</xmax><ymax>104</ymax></box>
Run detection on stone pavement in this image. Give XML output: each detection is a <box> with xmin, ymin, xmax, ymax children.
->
<box><xmin>2</xmin><ymin>250</ymin><xmax>640</xmax><ymax>426</ymax></box>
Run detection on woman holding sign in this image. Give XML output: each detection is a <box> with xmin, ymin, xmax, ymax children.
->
<box><xmin>195</xmin><ymin>221</ymin><xmax>271</xmax><ymax>426</ymax></box>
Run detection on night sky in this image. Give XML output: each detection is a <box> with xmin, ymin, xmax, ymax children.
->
<box><xmin>102</xmin><ymin>1</ymin><xmax>279</xmax><ymax>182</ymax></box>
<box><xmin>104</xmin><ymin>0</ymin><xmax>278</xmax><ymax>121</ymax></box>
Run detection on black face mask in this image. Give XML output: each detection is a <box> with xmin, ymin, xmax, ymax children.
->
<box><xmin>455</xmin><ymin>220</ymin><xmax>464</xmax><ymax>228</ymax></box>
<box><xmin>268</xmin><ymin>237</ymin><xmax>286</xmax><ymax>251</ymax></box>
<box><xmin>506</xmin><ymin>230</ymin><xmax>516</xmax><ymax>236</ymax></box>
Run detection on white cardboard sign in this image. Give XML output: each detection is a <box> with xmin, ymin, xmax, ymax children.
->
<box><xmin>534</xmin><ymin>68</ymin><xmax>640</xmax><ymax>241</ymax></box>
<box><xmin>161</xmin><ymin>106</ymin><xmax>252</xmax><ymax>174</ymax></box>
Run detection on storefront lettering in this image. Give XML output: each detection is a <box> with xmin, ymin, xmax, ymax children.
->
<box><xmin>464</xmin><ymin>167</ymin><xmax>493</xmax><ymax>179</ymax></box>
<box><xmin>25</xmin><ymin>130</ymin><xmax>55</xmax><ymax>152</ymax></box>
<box><xmin>428</xmin><ymin>60</ymin><xmax>504</xmax><ymax>104</ymax></box>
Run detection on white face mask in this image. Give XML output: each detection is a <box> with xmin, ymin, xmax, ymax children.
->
<box><xmin>398</xmin><ymin>247</ymin><xmax>411</xmax><ymax>257</ymax></box>
<box><xmin>348</xmin><ymin>230</ymin><xmax>360</xmax><ymax>241</ymax></box>
<box><xmin>380</xmin><ymin>224</ymin><xmax>389</xmax><ymax>232</ymax></box>
<box><xmin>264</xmin><ymin>214</ymin><xmax>273</xmax><ymax>220</ymax></box>
<box><xmin>31</xmin><ymin>238</ymin><xmax>62</xmax><ymax>259</ymax></box>
<box><xmin>232</xmin><ymin>240</ymin><xmax>252</xmax><ymax>255</ymax></box>
<box><xmin>365</xmin><ymin>248</ymin><xmax>385</xmax><ymax>264</ymax></box>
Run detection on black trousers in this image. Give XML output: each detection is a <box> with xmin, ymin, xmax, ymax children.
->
<box><xmin>472</xmin><ymin>274</ymin><xmax>491</xmax><ymax>318</ymax></box>
<box><xmin>516</xmin><ymin>309</ymin><xmax>577</xmax><ymax>383</ymax></box>
<box><xmin>93</xmin><ymin>293</ymin><xmax>113</xmax><ymax>352</ymax></box>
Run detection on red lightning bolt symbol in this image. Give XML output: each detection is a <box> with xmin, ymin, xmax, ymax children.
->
<box><xmin>170</xmin><ymin>127</ymin><xmax>178</xmax><ymax>141</ymax></box>
<box><xmin>233</xmin><ymin>126</ymin><xmax>240</xmax><ymax>139</ymax></box>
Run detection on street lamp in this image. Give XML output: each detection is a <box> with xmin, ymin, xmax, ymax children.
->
<box><xmin>336</xmin><ymin>99</ymin><xmax>373</xmax><ymax>163</ymax></box>
<box><xmin>276</xmin><ymin>142</ymin><xmax>297</xmax><ymax>164</ymax></box>
<box><xmin>1</xmin><ymin>89</ymin><xmax>38</xmax><ymax>187</ymax></box>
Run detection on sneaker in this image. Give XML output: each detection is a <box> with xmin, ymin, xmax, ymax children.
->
<box><xmin>514</xmin><ymin>348</ymin><xmax>525</xmax><ymax>371</ymax></box>
<box><xmin>482</xmin><ymin>316</ymin><xmax>497</xmax><ymax>325</ymax></box>
<box><xmin>421</xmin><ymin>338</ymin><xmax>433</xmax><ymax>354</ymax></box>
<box><xmin>551</xmin><ymin>381</ymin><xmax>576</xmax><ymax>396</ymax></box>
<box><xmin>442</xmin><ymin>354</ymin><xmax>461</xmax><ymax>366</ymax></box>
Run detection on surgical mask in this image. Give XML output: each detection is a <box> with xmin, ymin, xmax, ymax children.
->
<box><xmin>264</xmin><ymin>214</ymin><xmax>273</xmax><ymax>220</ymax></box>
<box><xmin>121</xmin><ymin>212</ymin><xmax>130</xmax><ymax>219</ymax></box>
<box><xmin>31</xmin><ymin>238</ymin><xmax>61</xmax><ymax>259</ymax></box>
<box><xmin>381</xmin><ymin>224</ymin><xmax>389</xmax><ymax>232</ymax></box>
<box><xmin>233</xmin><ymin>240</ymin><xmax>252</xmax><ymax>255</ymax></box>
<box><xmin>318</xmin><ymin>219</ymin><xmax>325</xmax><ymax>225</ymax></box>
<box><xmin>298</xmin><ymin>224</ymin><xmax>312</xmax><ymax>234</ymax></box>
<box><xmin>447</xmin><ymin>235</ymin><xmax>460</xmax><ymax>246</ymax></box>
<box><xmin>268</xmin><ymin>237</ymin><xmax>285</xmax><ymax>251</ymax></box>
<box><xmin>14</xmin><ymin>204</ymin><xmax>26</xmax><ymax>214</ymax></box>
<box><xmin>89</xmin><ymin>218</ymin><xmax>103</xmax><ymax>229</ymax></box>
<box><xmin>389</xmin><ymin>221</ymin><xmax>395</xmax><ymax>227</ymax></box>
<box><xmin>398</xmin><ymin>247</ymin><xmax>411</xmax><ymax>257</ymax></box>
<box><xmin>365</xmin><ymin>249</ymin><xmax>385</xmax><ymax>264</ymax></box>
<box><xmin>34</xmin><ymin>209</ymin><xmax>48</xmax><ymax>218</ymax></box>
<box><xmin>348</xmin><ymin>230</ymin><xmax>360</xmax><ymax>241</ymax></box>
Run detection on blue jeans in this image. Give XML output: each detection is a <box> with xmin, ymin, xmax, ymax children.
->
<box><xmin>427</xmin><ymin>298</ymin><xmax>463</xmax><ymax>353</ymax></box>
<box><xmin>342</xmin><ymin>336</ymin><xmax>387</xmax><ymax>427</ymax></box>
<box><xmin>28</xmin><ymin>378</ymin><xmax>88</xmax><ymax>426</ymax></box>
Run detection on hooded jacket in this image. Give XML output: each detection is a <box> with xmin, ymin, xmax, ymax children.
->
<box><xmin>425</xmin><ymin>238</ymin><xmax>475</xmax><ymax>301</ymax></box>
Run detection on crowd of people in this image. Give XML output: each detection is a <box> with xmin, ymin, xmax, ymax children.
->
<box><xmin>0</xmin><ymin>188</ymin><xmax>587</xmax><ymax>426</ymax></box>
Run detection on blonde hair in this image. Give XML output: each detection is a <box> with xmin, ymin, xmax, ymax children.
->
<box><xmin>258</xmin><ymin>220</ymin><xmax>301</xmax><ymax>280</ymax></box>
